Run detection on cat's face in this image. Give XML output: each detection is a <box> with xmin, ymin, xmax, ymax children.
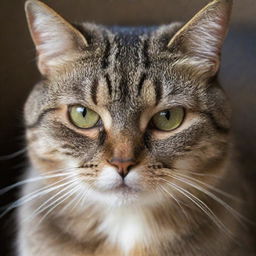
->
<box><xmin>24</xmin><ymin>0</ymin><xmax>232</xmax><ymax>208</ymax></box>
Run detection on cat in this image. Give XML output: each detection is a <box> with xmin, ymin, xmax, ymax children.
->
<box><xmin>16</xmin><ymin>0</ymin><xmax>256</xmax><ymax>255</ymax></box>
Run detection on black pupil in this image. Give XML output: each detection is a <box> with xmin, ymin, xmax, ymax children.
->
<box><xmin>160</xmin><ymin>110</ymin><xmax>171</xmax><ymax>120</ymax></box>
<box><xmin>78</xmin><ymin>107</ymin><xmax>87</xmax><ymax>117</ymax></box>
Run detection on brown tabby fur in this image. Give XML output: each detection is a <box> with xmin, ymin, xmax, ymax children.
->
<box><xmin>17</xmin><ymin>0</ymin><xmax>256</xmax><ymax>255</ymax></box>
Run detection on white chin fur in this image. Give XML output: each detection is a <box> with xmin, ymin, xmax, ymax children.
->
<box><xmin>96</xmin><ymin>166</ymin><xmax>123</xmax><ymax>190</ymax></box>
<box><xmin>96</xmin><ymin>166</ymin><xmax>141</xmax><ymax>190</ymax></box>
<box><xmin>98</xmin><ymin>207</ymin><xmax>150</xmax><ymax>255</ymax></box>
<box><xmin>87</xmin><ymin>166</ymin><xmax>139</xmax><ymax>206</ymax></box>
<box><xmin>76</xmin><ymin>165</ymin><xmax>161</xmax><ymax>208</ymax></box>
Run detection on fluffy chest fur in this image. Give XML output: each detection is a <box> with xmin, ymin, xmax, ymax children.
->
<box><xmin>98</xmin><ymin>208</ymin><xmax>148</xmax><ymax>254</ymax></box>
<box><xmin>96</xmin><ymin>204</ymin><xmax>178</xmax><ymax>256</ymax></box>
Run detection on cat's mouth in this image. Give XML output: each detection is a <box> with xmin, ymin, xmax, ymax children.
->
<box><xmin>97</xmin><ymin>180</ymin><xmax>140</xmax><ymax>195</ymax></box>
<box><xmin>112</xmin><ymin>182</ymin><xmax>138</xmax><ymax>194</ymax></box>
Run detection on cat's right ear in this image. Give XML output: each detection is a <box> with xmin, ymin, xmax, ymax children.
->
<box><xmin>167</xmin><ymin>0</ymin><xmax>232</xmax><ymax>80</ymax></box>
<box><xmin>25</xmin><ymin>0</ymin><xmax>88</xmax><ymax>76</ymax></box>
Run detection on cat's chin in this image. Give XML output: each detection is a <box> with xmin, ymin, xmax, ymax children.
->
<box><xmin>85</xmin><ymin>188</ymin><xmax>139</xmax><ymax>207</ymax></box>
<box><xmin>85</xmin><ymin>185</ymin><xmax>161</xmax><ymax>208</ymax></box>
<box><xmin>96</xmin><ymin>183</ymin><xmax>143</xmax><ymax>206</ymax></box>
<box><xmin>80</xmin><ymin>183</ymin><xmax>152</xmax><ymax>207</ymax></box>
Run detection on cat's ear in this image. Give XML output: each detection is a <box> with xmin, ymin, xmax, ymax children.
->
<box><xmin>168</xmin><ymin>0</ymin><xmax>232</xmax><ymax>79</ymax></box>
<box><xmin>25</xmin><ymin>0</ymin><xmax>88</xmax><ymax>76</ymax></box>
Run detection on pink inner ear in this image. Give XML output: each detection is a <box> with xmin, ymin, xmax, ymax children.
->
<box><xmin>25</xmin><ymin>1</ymin><xmax>88</xmax><ymax>76</ymax></box>
<box><xmin>26</xmin><ymin>9</ymin><xmax>39</xmax><ymax>49</ymax></box>
<box><xmin>170</xmin><ymin>2</ymin><xmax>230</xmax><ymax>50</ymax></box>
<box><xmin>186</xmin><ymin>7</ymin><xmax>229</xmax><ymax>59</ymax></box>
<box><xmin>168</xmin><ymin>0</ymin><xmax>232</xmax><ymax>77</ymax></box>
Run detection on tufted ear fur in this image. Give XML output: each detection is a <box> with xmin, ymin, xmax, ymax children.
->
<box><xmin>168</xmin><ymin>0</ymin><xmax>233</xmax><ymax>79</ymax></box>
<box><xmin>25</xmin><ymin>0</ymin><xmax>88</xmax><ymax>76</ymax></box>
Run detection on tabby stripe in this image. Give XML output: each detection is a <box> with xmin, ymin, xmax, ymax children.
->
<box><xmin>153</xmin><ymin>79</ymin><xmax>163</xmax><ymax>105</ymax></box>
<box><xmin>137</xmin><ymin>73</ymin><xmax>147</xmax><ymax>96</ymax></box>
<box><xmin>26</xmin><ymin>108</ymin><xmax>60</xmax><ymax>129</ymax></box>
<box><xmin>62</xmin><ymin>151</ymin><xmax>77</xmax><ymax>156</ymax></box>
<box><xmin>36</xmin><ymin>156</ymin><xmax>56</xmax><ymax>163</ymax></box>
<box><xmin>105</xmin><ymin>73</ymin><xmax>112</xmax><ymax>97</ymax></box>
<box><xmin>113</xmin><ymin>34</ymin><xmax>121</xmax><ymax>59</ymax></box>
<box><xmin>101</xmin><ymin>36</ymin><xmax>110</xmax><ymax>69</ymax></box>
<box><xmin>143</xmin><ymin>39</ymin><xmax>150</xmax><ymax>68</ymax></box>
<box><xmin>62</xmin><ymin>144</ymin><xmax>77</xmax><ymax>150</ymax></box>
<box><xmin>52</xmin><ymin>121</ymin><xmax>95</xmax><ymax>142</ymax></box>
<box><xmin>201</xmin><ymin>111</ymin><xmax>230</xmax><ymax>134</ymax></box>
<box><xmin>91</xmin><ymin>79</ymin><xmax>99</xmax><ymax>105</ymax></box>
<box><xmin>144</xmin><ymin>131</ymin><xmax>152</xmax><ymax>150</ymax></box>
<box><xmin>98</xmin><ymin>130</ymin><xmax>106</xmax><ymax>146</ymax></box>
<box><xmin>120</xmin><ymin>76</ymin><xmax>129</xmax><ymax>100</ymax></box>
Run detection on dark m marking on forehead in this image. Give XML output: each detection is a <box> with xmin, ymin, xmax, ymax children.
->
<box><xmin>143</xmin><ymin>39</ymin><xmax>150</xmax><ymax>68</ymax></box>
<box><xmin>91</xmin><ymin>79</ymin><xmax>99</xmax><ymax>105</ymax></box>
<box><xmin>137</xmin><ymin>73</ymin><xmax>147</xmax><ymax>96</ymax></box>
<box><xmin>153</xmin><ymin>79</ymin><xmax>163</xmax><ymax>105</ymax></box>
<box><xmin>119</xmin><ymin>76</ymin><xmax>129</xmax><ymax>101</ymax></box>
<box><xmin>104</xmin><ymin>73</ymin><xmax>112</xmax><ymax>97</ymax></box>
<box><xmin>101</xmin><ymin>35</ymin><xmax>111</xmax><ymax>69</ymax></box>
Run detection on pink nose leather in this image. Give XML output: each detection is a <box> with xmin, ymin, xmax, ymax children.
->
<box><xmin>108</xmin><ymin>158</ymin><xmax>136</xmax><ymax>178</ymax></box>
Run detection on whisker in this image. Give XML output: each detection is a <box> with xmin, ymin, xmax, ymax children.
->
<box><xmin>16</xmin><ymin>177</ymin><xmax>76</xmax><ymax>206</ymax></box>
<box><xmin>24</xmin><ymin>179</ymin><xmax>80</xmax><ymax>223</ymax></box>
<box><xmin>172</xmin><ymin>167</ymin><xmax>223</xmax><ymax>179</ymax></box>
<box><xmin>171</xmin><ymin>174</ymin><xmax>251</xmax><ymax>225</ymax></box>
<box><xmin>0</xmin><ymin>148</ymin><xmax>27</xmax><ymax>161</ymax></box>
<box><xmin>159</xmin><ymin>177</ymin><xmax>232</xmax><ymax>237</ymax></box>
<box><xmin>0</xmin><ymin>176</ymin><xmax>76</xmax><ymax>217</ymax></box>
<box><xmin>0</xmin><ymin>170</ymin><xmax>75</xmax><ymax>195</ymax></box>
<box><xmin>159</xmin><ymin>185</ymin><xmax>190</xmax><ymax>222</ymax></box>
<box><xmin>69</xmin><ymin>182</ymin><xmax>94</xmax><ymax>212</ymax></box>
<box><xmin>60</xmin><ymin>181</ymin><xmax>93</xmax><ymax>214</ymax></box>
<box><xmin>38</xmin><ymin>184</ymin><xmax>81</xmax><ymax>224</ymax></box>
<box><xmin>60</xmin><ymin>187</ymin><xmax>83</xmax><ymax>214</ymax></box>
<box><xmin>174</xmin><ymin>172</ymin><xmax>240</xmax><ymax>201</ymax></box>
<box><xmin>79</xmin><ymin>183</ymin><xmax>94</xmax><ymax>209</ymax></box>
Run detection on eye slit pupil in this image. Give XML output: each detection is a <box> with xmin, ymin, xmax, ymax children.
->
<box><xmin>77</xmin><ymin>106</ymin><xmax>87</xmax><ymax>117</ymax></box>
<box><xmin>82</xmin><ymin>108</ymin><xmax>87</xmax><ymax>117</ymax></box>
<box><xmin>160</xmin><ymin>110</ymin><xmax>171</xmax><ymax>120</ymax></box>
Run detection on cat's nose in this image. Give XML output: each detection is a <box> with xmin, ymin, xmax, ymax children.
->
<box><xmin>108</xmin><ymin>158</ymin><xmax>136</xmax><ymax>178</ymax></box>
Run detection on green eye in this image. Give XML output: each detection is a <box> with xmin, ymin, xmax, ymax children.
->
<box><xmin>69</xmin><ymin>105</ymin><xmax>100</xmax><ymax>129</ymax></box>
<box><xmin>152</xmin><ymin>107</ymin><xmax>185</xmax><ymax>131</ymax></box>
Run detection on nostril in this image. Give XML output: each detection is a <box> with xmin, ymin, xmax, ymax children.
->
<box><xmin>108</xmin><ymin>158</ymin><xmax>136</xmax><ymax>178</ymax></box>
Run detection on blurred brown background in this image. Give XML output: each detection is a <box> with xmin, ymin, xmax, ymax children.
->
<box><xmin>0</xmin><ymin>0</ymin><xmax>255</xmax><ymax>255</ymax></box>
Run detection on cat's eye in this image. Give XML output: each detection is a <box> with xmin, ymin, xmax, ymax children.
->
<box><xmin>152</xmin><ymin>107</ymin><xmax>185</xmax><ymax>131</ymax></box>
<box><xmin>69</xmin><ymin>105</ymin><xmax>100</xmax><ymax>129</ymax></box>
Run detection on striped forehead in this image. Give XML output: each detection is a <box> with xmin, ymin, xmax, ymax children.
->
<box><xmin>93</xmin><ymin>30</ymin><xmax>161</xmax><ymax>107</ymax></box>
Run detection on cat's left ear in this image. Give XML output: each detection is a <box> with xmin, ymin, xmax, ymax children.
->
<box><xmin>168</xmin><ymin>0</ymin><xmax>232</xmax><ymax>79</ymax></box>
<box><xmin>25</xmin><ymin>0</ymin><xmax>88</xmax><ymax>76</ymax></box>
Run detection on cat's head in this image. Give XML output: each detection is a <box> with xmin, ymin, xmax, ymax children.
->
<box><xmin>24</xmin><ymin>0</ymin><xmax>232</xmax><ymax>208</ymax></box>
